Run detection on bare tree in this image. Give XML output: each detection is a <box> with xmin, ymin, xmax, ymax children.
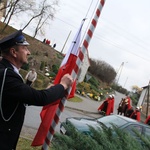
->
<box><xmin>1</xmin><ymin>0</ymin><xmax>20</xmax><ymax>32</ymax></box>
<box><xmin>1</xmin><ymin>0</ymin><xmax>59</xmax><ymax>38</ymax></box>
<box><xmin>88</xmin><ymin>58</ymin><xmax>117</xmax><ymax>84</ymax></box>
<box><xmin>0</xmin><ymin>0</ymin><xmax>35</xmax><ymax>33</ymax></box>
<box><xmin>0</xmin><ymin>0</ymin><xmax>10</xmax><ymax>14</ymax></box>
<box><xmin>22</xmin><ymin>0</ymin><xmax>59</xmax><ymax>38</ymax></box>
<box><xmin>131</xmin><ymin>85</ymin><xmax>143</xmax><ymax>94</ymax></box>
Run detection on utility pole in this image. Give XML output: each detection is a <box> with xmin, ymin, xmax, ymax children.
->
<box><xmin>61</xmin><ymin>30</ymin><xmax>72</xmax><ymax>54</ymax></box>
<box><xmin>116</xmin><ymin>61</ymin><xmax>128</xmax><ymax>85</ymax></box>
<box><xmin>116</xmin><ymin>62</ymin><xmax>124</xmax><ymax>84</ymax></box>
<box><xmin>146</xmin><ymin>81</ymin><xmax>150</xmax><ymax>118</ymax></box>
<box><xmin>123</xmin><ymin>77</ymin><xmax>128</xmax><ymax>88</ymax></box>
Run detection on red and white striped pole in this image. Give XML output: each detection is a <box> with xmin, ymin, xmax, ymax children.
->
<box><xmin>42</xmin><ymin>0</ymin><xmax>106</xmax><ymax>149</ymax></box>
<box><xmin>70</xmin><ymin>0</ymin><xmax>106</xmax><ymax>88</ymax></box>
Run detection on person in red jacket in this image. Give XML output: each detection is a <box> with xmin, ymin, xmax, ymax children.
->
<box><xmin>98</xmin><ymin>95</ymin><xmax>112</xmax><ymax>115</ymax></box>
<box><xmin>145</xmin><ymin>115</ymin><xmax>150</xmax><ymax>125</ymax></box>
<box><xmin>130</xmin><ymin>107</ymin><xmax>141</xmax><ymax>122</ymax></box>
<box><xmin>110</xmin><ymin>94</ymin><xmax>115</xmax><ymax>114</ymax></box>
<box><xmin>125</xmin><ymin>95</ymin><xmax>131</xmax><ymax>109</ymax></box>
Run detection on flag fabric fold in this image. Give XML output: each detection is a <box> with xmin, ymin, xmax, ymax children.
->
<box><xmin>31</xmin><ymin>19</ymin><xmax>85</xmax><ymax>146</ymax></box>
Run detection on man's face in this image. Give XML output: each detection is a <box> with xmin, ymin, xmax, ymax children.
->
<box><xmin>14</xmin><ymin>45</ymin><xmax>31</xmax><ymax>65</ymax></box>
<box><xmin>31</xmin><ymin>69</ymin><xmax>35</xmax><ymax>73</ymax></box>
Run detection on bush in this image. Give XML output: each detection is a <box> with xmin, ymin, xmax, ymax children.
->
<box><xmin>52</xmin><ymin>124</ymin><xmax>150</xmax><ymax>150</ymax></box>
<box><xmin>49</xmin><ymin>71</ymin><xmax>56</xmax><ymax>77</ymax></box>
<box><xmin>52</xmin><ymin>64</ymin><xmax>59</xmax><ymax>74</ymax></box>
<box><xmin>87</xmin><ymin>76</ymin><xmax>99</xmax><ymax>88</ymax></box>
<box><xmin>130</xmin><ymin>94</ymin><xmax>139</xmax><ymax>106</ymax></box>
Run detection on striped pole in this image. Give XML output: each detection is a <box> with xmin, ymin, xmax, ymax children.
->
<box><xmin>42</xmin><ymin>0</ymin><xmax>106</xmax><ymax>149</ymax></box>
<box><xmin>70</xmin><ymin>0</ymin><xmax>106</xmax><ymax>87</ymax></box>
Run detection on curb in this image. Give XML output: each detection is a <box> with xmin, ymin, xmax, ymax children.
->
<box><xmin>65</xmin><ymin>106</ymin><xmax>99</xmax><ymax>114</ymax></box>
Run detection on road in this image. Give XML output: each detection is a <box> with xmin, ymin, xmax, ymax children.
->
<box><xmin>21</xmin><ymin>91</ymin><xmax>126</xmax><ymax>139</ymax></box>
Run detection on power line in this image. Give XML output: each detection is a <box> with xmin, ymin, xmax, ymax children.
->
<box><xmin>93</xmin><ymin>34</ymin><xmax>150</xmax><ymax>63</ymax></box>
<box><xmin>52</xmin><ymin>16</ymin><xmax>150</xmax><ymax>63</ymax></box>
<box><xmin>47</xmin><ymin>2</ymin><xmax>150</xmax><ymax>64</ymax></box>
<box><xmin>100</xmin><ymin>17</ymin><xmax>150</xmax><ymax>51</ymax></box>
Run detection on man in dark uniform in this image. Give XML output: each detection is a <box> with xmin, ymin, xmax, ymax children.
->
<box><xmin>125</xmin><ymin>106</ymin><xmax>134</xmax><ymax>117</ymax></box>
<box><xmin>0</xmin><ymin>30</ymin><xmax>73</xmax><ymax>150</ymax></box>
<box><xmin>130</xmin><ymin>107</ymin><xmax>141</xmax><ymax>122</ymax></box>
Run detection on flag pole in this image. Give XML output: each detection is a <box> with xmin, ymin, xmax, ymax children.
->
<box><xmin>41</xmin><ymin>19</ymin><xmax>85</xmax><ymax>150</ymax></box>
<box><xmin>41</xmin><ymin>0</ymin><xmax>106</xmax><ymax>149</ymax></box>
<box><xmin>70</xmin><ymin>0</ymin><xmax>106</xmax><ymax>81</ymax></box>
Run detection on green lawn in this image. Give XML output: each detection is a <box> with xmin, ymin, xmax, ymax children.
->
<box><xmin>17</xmin><ymin>138</ymin><xmax>42</xmax><ymax>150</ymax></box>
<box><xmin>68</xmin><ymin>95</ymin><xmax>83</xmax><ymax>102</ymax></box>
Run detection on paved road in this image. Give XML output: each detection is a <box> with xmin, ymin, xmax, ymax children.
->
<box><xmin>21</xmin><ymin>92</ymin><xmax>125</xmax><ymax>139</ymax></box>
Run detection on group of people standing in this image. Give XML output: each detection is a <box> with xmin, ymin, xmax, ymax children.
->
<box><xmin>97</xmin><ymin>94</ymin><xmax>141</xmax><ymax>122</ymax></box>
<box><xmin>117</xmin><ymin>96</ymin><xmax>150</xmax><ymax>125</ymax></box>
<box><xmin>117</xmin><ymin>96</ymin><xmax>141</xmax><ymax>121</ymax></box>
<box><xmin>43</xmin><ymin>38</ymin><xmax>56</xmax><ymax>48</ymax></box>
<box><xmin>43</xmin><ymin>38</ymin><xmax>51</xmax><ymax>45</ymax></box>
<box><xmin>97</xmin><ymin>94</ymin><xmax>115</xmax><ymax>115</ymax></box>
<box><xmin>97</xmin><ymin>93</ymin><xmax>150</xmax><ymax>127</ymax></box>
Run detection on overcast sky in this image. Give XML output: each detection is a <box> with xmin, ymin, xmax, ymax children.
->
<box><xmin>8</xmin><ymin>0</ymin><xmax>150</xmax><ymax>91</ymax></box>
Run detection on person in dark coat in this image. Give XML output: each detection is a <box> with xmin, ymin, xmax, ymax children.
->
<box><xmin>53</xmin><ymin>43</ymin><xmax>56</xmax><ymax>48</ymax></box>
<box><xmin>130</xmin><ymin>107</ymin><xmax>141</xmax><ymax>122</ymax></box>
<box><xmin>117</xmin><ymin>98</ymin><xmax>124</xmax><ymax>115</ymax></box>
<box><xmin>145</xmin><ymin>115</ymin><xmax>150</xmax><ymax>125</ymax></box>
<box><xmin>0</xmin><ymin>30</ymin><xmax>73</xmax><ymax>150</ymax></box>
<box><xmin>125</xmin><ymin>106</ymin><xmax>134</xmax><ymax>117</ymax></box>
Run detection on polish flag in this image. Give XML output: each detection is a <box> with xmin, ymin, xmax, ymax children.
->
<box><xmin>31</xmin><ymin>19</ymin><xmax>85</xmax><ymax>146</ymax></box>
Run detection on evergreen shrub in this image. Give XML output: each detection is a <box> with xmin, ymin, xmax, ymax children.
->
<box><xmin>52</xmin><ymin>123</ymin><xmax>150</xmax><ymax>150</ymax></box>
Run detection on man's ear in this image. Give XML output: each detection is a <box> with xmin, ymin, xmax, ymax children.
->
<box><xmin>10</xmin><ymin>47</ymin><xmax>17</xmax><ymax>58</ymax></box>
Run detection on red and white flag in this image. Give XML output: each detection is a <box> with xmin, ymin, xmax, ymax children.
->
<box><xmin>31</xmin><ymin>19</ymin><xmax>85</xmax><ymax>146</ymax></box>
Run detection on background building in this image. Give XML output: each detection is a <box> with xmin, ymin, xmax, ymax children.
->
<box><xmin>138</xmin><ymin>85</ymin><xmax>150</xmax><ymax>116</ymax></box>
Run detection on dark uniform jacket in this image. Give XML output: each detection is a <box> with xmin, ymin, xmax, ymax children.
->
<box><xmin>0</xmin><ymin>58</ymin><xmax>65</xmax><ymax>150</ymax></box>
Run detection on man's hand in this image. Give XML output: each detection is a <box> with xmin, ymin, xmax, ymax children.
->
<box><xmin>60</xmin><ymin>74</ymin><xmax>73</xmax><ymax>90</ymax></box>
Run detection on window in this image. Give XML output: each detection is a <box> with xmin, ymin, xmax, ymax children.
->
<box><xmin>123</xmin><ymin>124</ymin><xmax>142</xmax><ymax>136</ymax></box>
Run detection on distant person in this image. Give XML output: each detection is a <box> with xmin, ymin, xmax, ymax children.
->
<box><xmin>145</xmin><ymin>115</ymin><xmax>150</xmax><ymax>125</ymax></box>
<box><xmin>125</xmin><ymin>94</ymin><xmax>131</xmax><ymax>109</ymax></box>
<box><xmin>43</xmin><ymin>38</ymin><xmax>46</xmax><ymax>43</ymax></box>
<box><xmin>117</xmin><ymin>98</ymin><xmax>124</xmax><ymax>115</ymax></box>
<box><xmin>130</xmin><ymin>107</ymin><xmax>141</xmax><ymax>121</ymax></box>
<box><xmin>0</xmin><ymin>30</ymin><xmax>73</xmax><ymax>149</ymax></box>
<box><xmin>53</xmin><ymin>43</ymin><xmax>56</xmax><ymax>48</ymax></box>
<box><xmin>46</xmin><ymin>39</ymin><xmax>50</xmax><ymax>45</ymax></box>
<box><xmin>98</xmin><ymin>95</ymin><xmax>112</xmax><ymax>115</ymax></box>
<box><xmin>125</xmin><ymin>106</ymin><xmax>134</xmax><ymax>117</ymax></box>
<box><xmin>25</xmin><ymin>68</ymin><xmax>37</xmax><ymax>86</ymax></box>
<box><xmin>123</xmin><ymin>98</ymin><xmax>129</xmax><ymax>116</ymax></box>
<box><xmin>110</xmin><ymin>94</ymin><xmax>115</xmax><ymax>114</ymax></box>
<box><xmin>105</xmin><ymin>95</ymin><xmax>114</xmax><ymax>115</ymax></box>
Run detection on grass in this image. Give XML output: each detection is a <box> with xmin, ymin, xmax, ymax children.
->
<box><xmin>68</xmin><ymin>95</ymin><xmax>83</xmax><ymax>102</ymax></box>
<box><xmin>17</xmin><ymin>137</ymin><xmax>42</xmax><ymax>150</ymax></box>
<box><xmin>17</xmin><ymin>137</ymin><xmax>55</xmax><ymax>150</ymax></box>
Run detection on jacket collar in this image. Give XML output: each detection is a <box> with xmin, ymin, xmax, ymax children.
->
<box><xmin>0</xmin><ymin>58</ymin><xmax>14</xmax><ymax>69</ymax></box>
